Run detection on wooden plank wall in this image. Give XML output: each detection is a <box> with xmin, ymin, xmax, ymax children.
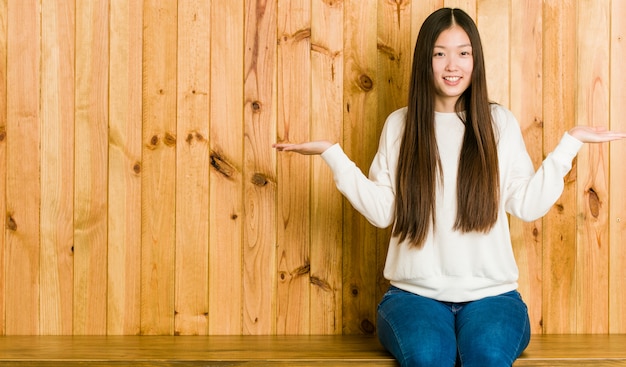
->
<box><xmin>0</xmin><ymin>0</ymin><xmax>624</xmax><ymax>336</ymax></box>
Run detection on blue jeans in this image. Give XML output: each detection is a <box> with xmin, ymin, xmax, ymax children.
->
<box><xmin>377</xmin><ymin>286</ymin><xmax>530</xmax><ymax>367</ymax></box>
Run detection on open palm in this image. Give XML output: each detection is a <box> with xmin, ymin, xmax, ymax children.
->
<box><xmin>273</xmin><ymin>140</ymin><xmax>333</xmax><ymax>155</ymax></box>
<box><xmin>568</xmin><ymin>126</ymin><xmax>626</xmax><ymax>143</ymax></box>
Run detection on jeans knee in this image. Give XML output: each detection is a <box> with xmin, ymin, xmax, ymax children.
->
<box><xmin>400</xmin><ymin>351</ymin><xmax>456</xmax><ymax>367</ymax></box>
<box><xmin>377</xmin><ymin>313</ymin><xmax>456</xmax><ymax>367</ymax></box>
<box><xmin>459</xmin><ymin>348</ymin><xmax>512</xmax><ymax>367</ymax></box>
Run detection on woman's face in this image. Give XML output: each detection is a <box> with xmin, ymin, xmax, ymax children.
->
<box><xmin>431</xmin><ymin>25</ymin><xmax>473</xmax><ymax>112</ymax></box>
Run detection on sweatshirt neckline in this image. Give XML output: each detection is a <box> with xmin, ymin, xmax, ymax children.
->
<box><xmin>435</xmin><ymin>111</ymin><xmax>465</xmax><ymax>123</ymax></box>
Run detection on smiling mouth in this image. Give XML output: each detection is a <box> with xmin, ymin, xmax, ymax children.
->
<box><xmin>444</xmin><ymin>76</ymin><xmax>461</xmax><ymax>82</ymax></box>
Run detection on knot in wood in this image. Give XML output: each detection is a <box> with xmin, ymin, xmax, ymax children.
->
<box><xmin>358</xmin><ymin>74</ymin><xmax>373</xmax><ymax>91</ymax></box>
<box><xmin>350</xmin><ymin>286</ymin><xmax>359</xmax><ymax>297</ymax></box>
<box><xmin>133</xmin><ymin>162</ymin><xmax>142</xmax><ymax>174</ymax></box>
<box><xmin>210</xmin><ymin>151</ymin><xmax>236</xmax><ymax>179</ymax></box>
<box><xmin>587</xmin><ymin>187</ymin><xmax>600</xmax><ymax>218</ymax></box>
<box><xmin>164</xmin><ymin>132</ymin><xmax>177</xmax><ymax>147</ymax></box>
<box><xmin>6</xmin><ymin>215</ymin><xmax>17</xmax><ymax>231</ymax></box>
<box><xmin>251</xmin><ymin>173</ymin><xmax>269</xmax><ymax>187</ymax></box>
<box><xmin>310</xmin><ymin>276</ymin><xmax>333</xmax><ymax>292</ymax></box>
<box><xmin>361</xmin><ymin>319</ymin><xmax>376</xmax><ymax>334</ymax></box>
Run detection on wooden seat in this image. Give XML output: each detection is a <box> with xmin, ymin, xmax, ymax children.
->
<box><xmin>0</xmin><ymin>334</ymin><xmax>624</xmax><ymax>366</ymax></box>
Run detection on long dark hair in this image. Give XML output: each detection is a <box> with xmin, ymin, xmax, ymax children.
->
<box><xmin>393</xmin><ymin>8</ymin><xmax>500</xmax><ymax>248</ymax></box>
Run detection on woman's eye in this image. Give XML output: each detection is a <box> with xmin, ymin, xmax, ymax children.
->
<box><xmin>433</xmin><ymin>52</ymin><xmax>445</xmax><ymax>57</ymax></box>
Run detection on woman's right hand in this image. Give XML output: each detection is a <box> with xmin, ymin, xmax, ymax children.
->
<box><xmin>272</xmin><ymin>140</ymin><xmax>334</xmax><ymax>155</ymax></box>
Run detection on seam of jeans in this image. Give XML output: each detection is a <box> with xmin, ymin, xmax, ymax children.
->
<box><xmin>457</xmin><ymin>345</ymin><xmax>464</xmax><ymax>367</ymax></box>
<box><xmin>509</xmin><ymin>311</ymin><xmax>530</xmax><ymax>366</ymax></box>
<box><xmin>377</xmin><ymin>309</ymin><xmax>411</xmax><ymax>366</ymax></box>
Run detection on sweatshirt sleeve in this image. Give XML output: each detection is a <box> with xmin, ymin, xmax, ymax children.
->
<box><xmin>502</xmin><ymin>115</ymin><xmax>583</xmax><ymax>221</ymax></box>
<box><xmin>320</xmin><ymin>112</ymin><xmax>401</xmax><ymax>228</ymax></box>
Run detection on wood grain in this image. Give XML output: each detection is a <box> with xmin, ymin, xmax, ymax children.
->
<box><xmin>0</xmin><ymin>335</ymin><xmax>395</xmax><ymax>366</ymax></box>
<box><xmin>73</xmin><ymin>0</ymin><xmax>109</xmax><ymax>335</ymax></box>
<box><xmin>509</xmin><ymin>0</ymin><xmax>544</xmax><ymax>334</ymax></box>
<box><xmin>141</xmin><ymin>0</ymin><xmax>178</xmax><ymax>335</ymax></box>
<box><xmin>444</xmin><ymin>0</ymin><xmax>476</xmax><ymax>17</ymax></box>
<box><xmin>377</xmin><ymin>0</ymin><xmax>412</xmax><ymax>118</ymax></box>
<box><xmin>375</xmin><ymin>0</ymin><xmax>412</xmax><ymax>303</ymax></box>
<box><xmin>208</xmin><ymin>0</ymin><xmax>244</xmax><ymax>335</ymax></box>
<box><xmin>411</xmin><ymin>0</ymin><xmax>442</xmax><ymax>45</ymax></box>
<box><xmin>609</xmin><ymin>0</ymin><xmax>626</xmax><ymax>334</ymax></box>
<box><xmin>342</xmin><ymin>0</ymin><xmax>378</xmax><ymax>335</ymax></box>
<box><xmin>108</xmin><ymin>0</ymin><xmax>142</xmax><ymax>336</ymax></box>
<box><xmin>542</xmin><ymin>0</ymin><xmax>578</xmax><ymax>334</ymax></box>
<box><xmin>477</xmin><ymin>0</ymin><xmax>510</xmax><ymax>107</ymax></box>
<box><xmin>0</xmin><ymin>0</ymin><xmax>7</xmax><ymax>336</ymax></box>
<box><xmin>0</xmin><ymin>335</ymin><xmax>624</xmax><ymax>366</ymax></box>
<box><xmin>276</xmin><ymin>0</ymin><xmax>312</xmax><ymax>335</ymax></box>
<box><xmin>575</xmin><ymin>0</ymin><xmax>610</xmax><ymax>334</ymax></box>
<box><xmin>243</xmin><ymin>0</ymin><xmax>278</xmax><ymax>335</ymax></box>
<box><xmin>174</xmin><ymin>0</ymin><xmax>210</xmax><ymax>336</ymax></box>
<box><xmin>74</xmin><ymin>0</ymin><xmax>109</xmax><ymax>336</ymax></box>
<box><xmin>310</xmin><ymin>0</ymin><xmax>344</xmax><ymax>335</ymax></box>
<box><xmin>40</xmin><ymin>0</ymin><xmax>74</xmax><ymax>336</ymax></box>
<box><xmin>0</xmin><ymin>0</ymin><xmax>624</xmax><ymax>337</ymax></box>
<box><xmin>5</xmin><ymin>0</ymin><xmax>41</xmax><ymax>335</ymax></box>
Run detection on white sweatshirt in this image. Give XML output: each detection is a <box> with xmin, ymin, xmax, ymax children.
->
<box><xmin>321</xmin><ymin>104</ymin><xmax>583</xmax><ymax>302</ymax></box>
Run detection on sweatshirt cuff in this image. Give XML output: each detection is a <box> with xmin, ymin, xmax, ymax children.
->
<box><xmin>546</xmin><ymin>132</ymin><xmax>584</xmax><ymax>173</ymax></box>
<box><xmin>552</xmin><ymin>132</ymin><xmax>584</xmax><ymax>162</ymax></box>
<box><xmin>321</xmin><ymin>143</ymin><xmax>354</xmax><ymax>175</ymax></box>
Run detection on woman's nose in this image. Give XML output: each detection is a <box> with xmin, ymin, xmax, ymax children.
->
<box><xmin>445</xmin><ymin>57</ymin><xmax>457</xmax><ymax>71</ymax></box>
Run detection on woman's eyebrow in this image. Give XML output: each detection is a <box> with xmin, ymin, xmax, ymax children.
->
<box><xmin>434</xmin><ymin>43</ymin><xmax>472</xmax><ymax>49</ymax></box>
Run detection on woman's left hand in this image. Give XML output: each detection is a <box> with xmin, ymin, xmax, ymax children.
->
<box><xmin>568</xmin><ymin>126</ymin><xmax>626</xmax><ymax>143</ymax></box>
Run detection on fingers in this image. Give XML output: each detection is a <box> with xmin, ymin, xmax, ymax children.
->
<box><xmin>272</xmin><ymin>140</ymin><xmax>332</xmax><ymax>155</ymax></box>
<box><xmin>272</xmin><ymin>142</ymin><xmax>314</xmax><ymax>155</ymax></box>
<box><xmin>591</xmin><ymin>130</ymin><xmax>626</xmax><ymax>142</ymax></box>
<box><xmin>272</xmin><ymin>143</ymin><xmax>297</xmax><ymax>151</ymax></box>
<box><xmin>272</xmin><ymin>143</ymin><xmax>286</xmax><ymax>151</ymax></box>
<box><xmin>569</xmin><ymin>126</ymin><xmax>626</xmax><ymax>143</ymax></box>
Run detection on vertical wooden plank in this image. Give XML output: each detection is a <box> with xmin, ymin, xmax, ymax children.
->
<box><xmin>0</xmin><ymin>0</ymin><xmax>9</xmax><ymax>336</ymax></box>
<box><xmin>108</xmin><ymin>0</ymin><xmax>142</xmax><ymax>335</ymax></box>
<box><xmin>276</xmin><ymin>0</ymin><xmax>311</xmax><ymax>335</ymax></box>
<box><xmin>141</xmin><ymin>0</ymin><xmax>177</xmax><ymax>335</ymax></box>
<box><xmin>243</xmin><ymin>0</ymin><xmax>278</xmax><ymax>335</ymax></box>
<box><xmin>542</xmin><ymin>0</ymin><xmax>577</xmax><ymax>334</ymax></box>
<box><xmin>444</xmin><ymin>0</ymin><xmax>476</xmax><ymax>17</ymax></box>
<box><xmin>609</xmin><ymin>0</ymin><xmax>626</xmax><ymax>334</ymax></box>
<box><xmin>40</xmin><ymin>0</ymin><xmax>75</xmax><ymax>335</ymax></box>
<box><xmin>74</xmin><ymin>0</ymin><xmax>109</xmax><ymax>335</ymax></box>
<box><xmin>0</xmin><ymin>0</ymin><xmax>7</xmax><ymax>335</ymax></box>
<box><xmin>175</xmin><ymin>0</ymin><xmax>210</xmax><ymax>336</ymax></box>
<box><xmin>411</xmin><ymin>1</ymin><xmax>444</xmax><ymax>49</ymax></box>
<box><xmin>375</xmin><ymin>0</ymin><xmax>411</xmax><ymax>304</ymax></box>
<box><xmin>208</xmin><ymin>0</ymin><xmax>244</xmax><ymax>335</ymax></box>
<box><xmin>575</xmin><ymin>0</ymin><xmax>610</xmax><ymax>334</ymax></box>
<box><xmin>509</xmin><ymin>0</ymin><xmax>543</xmax><ymax>334</ymax></box>
<box><xmin>377</xmin><ymin>0</ymin><xmax>412</xmax><ymax>118</ymax></box>
<box><xmin>343</xmin><ymin>0</ymin><xmax>378</xmax><ymax>335</ymax></box>
<box><xmin>477</xmin><ymin>0</ymin><xmax>509</xmax><ymax>107</ymax></box>
<box><xmin>5</xmin><ymin>0</ymin><xmax>41</xmax><ymax>335</ymax></box>
<box><xmin>310</xmin><ymin>0</ymin><xmax>343</xmax><ymax>335</ymax></box>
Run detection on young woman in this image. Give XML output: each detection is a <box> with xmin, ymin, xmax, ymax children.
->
<box><xmin>274</xmin><ymin>7</ymin><xmax>626</xmax><ymax>367</ymax></box>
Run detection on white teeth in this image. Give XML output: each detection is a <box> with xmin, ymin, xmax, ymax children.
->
<box><xmin>444</xmin><ymin>76</ymin><xmax>460</xmax><ymax>82</ymax></box>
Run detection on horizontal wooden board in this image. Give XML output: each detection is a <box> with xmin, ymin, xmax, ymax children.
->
<box><xmin>0</xmin><ymin>335</ymin><xmax>624</xmax><ymax>366</ymax></box>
